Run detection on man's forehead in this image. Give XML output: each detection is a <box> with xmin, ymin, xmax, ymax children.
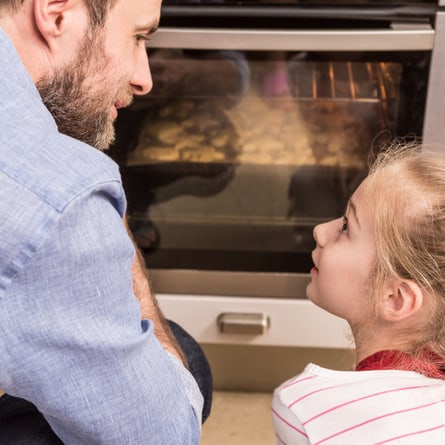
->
<box><xmin>110</xmin><ymin>0</ymin><xmax>161</xmax><ymax>27</ymax></box>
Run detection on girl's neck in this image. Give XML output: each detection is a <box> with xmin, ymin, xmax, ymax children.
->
<box><xmin>351</xmin><ymin>324</ymin><xmax>409</xmax><ymax>364</ymax></box>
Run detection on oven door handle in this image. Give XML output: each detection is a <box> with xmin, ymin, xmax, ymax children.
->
<box><xmin>149</xmin><ymin>25</ymin><xmax>434</xmax><ymax>52</ymax></box>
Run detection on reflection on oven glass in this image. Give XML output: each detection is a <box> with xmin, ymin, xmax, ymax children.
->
<box><xmin>128</xmin><ymin>98</ymin><xmax>241</xmax><ymax>163</ymax></box>
<box><xmin>112</xmin><ymin>50</ymin><xmax>402</xmax><ymax>272</ymax></box>
<box><xmin>125</xmin><ymin>53</ymin><xmax>399</xmax><ymax>170</ymax></box>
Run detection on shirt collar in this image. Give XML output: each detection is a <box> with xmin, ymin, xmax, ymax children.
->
<box><xmin>0</xmin><ymin>27</ymin><xmax>57</xmax><ymax>130</ymax></box>
<box><xmin>356</xmin><ymin>349</ymin><xmax>445</xmax><ymax>380</ymax></box>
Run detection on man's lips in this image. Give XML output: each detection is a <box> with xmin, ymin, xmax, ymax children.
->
<box><xmin>113</xmin><ymin>99</ymin><xmax>132</xmax><ymax>119</ymax></box>
<box><xmin>112</xmin><ymin>103</ymin><xmax>124</xmax><ymax>120</ymax></box>
<box><xmin>115</xmin><ymin>100</ymin><xmax>129</xmax><ymax>109</ymax></box>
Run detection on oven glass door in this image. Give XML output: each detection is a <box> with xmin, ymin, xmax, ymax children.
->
<box><xmin>111</xmin><ymin>46</ymin><xmax>430</xmax><ymax>277</ymax></box>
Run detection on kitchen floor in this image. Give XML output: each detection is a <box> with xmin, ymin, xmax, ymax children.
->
<box><xmin>197</xmin><ymin>344</ymin><xmax>354</xmax><ymax>444</ymax></box>
<box><xmin>200</xmin><ymin>391</ymin><xmax>276</xmax><ymax>445</ymax></box>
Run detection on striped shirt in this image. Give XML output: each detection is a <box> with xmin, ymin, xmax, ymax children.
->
<box><xmin>272</xmin><ymin>364</ymin><xmax>445</xmax><ymax>444</ymax></box>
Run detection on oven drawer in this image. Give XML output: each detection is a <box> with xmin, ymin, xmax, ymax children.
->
<box><xmin>158</xmin><ymin>294</ymin><xmax>352</xmax><ymax>349</ymax></box>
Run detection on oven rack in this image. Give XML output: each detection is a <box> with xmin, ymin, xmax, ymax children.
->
<box><xmin>289</xmin><ymin>60</ymin><xmax>398</xmax><ymax>103</ymax></box>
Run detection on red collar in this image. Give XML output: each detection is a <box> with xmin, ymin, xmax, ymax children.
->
<box><xmin>356</xmin><ymin>349</ymin><xmax>445</xmax><ymax>380</ymax></box>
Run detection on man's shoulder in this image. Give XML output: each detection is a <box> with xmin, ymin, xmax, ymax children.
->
<box><xmin>0</xmin><ymin>125</ymin><xmax>122</xmax><ymax>213</ymax></box>
<box><xmin>0</xmin><ymin>130</ymin><xmax>125</xmax><ymax>291</ymax></box>
<box><xmin>0</xmin><ymin>27</ymin><xmax>123</xmax><ymax>212</ymax></box>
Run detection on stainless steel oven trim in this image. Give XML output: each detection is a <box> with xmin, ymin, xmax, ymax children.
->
<box><xmin>149</xmin><ymin>26</ymin><xmax>434</xmax><ymax>51</ymax></box>
<box><xmin>150</xmin><ymin>269</ymin><xmax>310</xmax><ymax>299</ymax></box>
<box><xmin>423</xmin><ymin>10</ymin><xmax>445</xmax><ymax>145</ymax></box>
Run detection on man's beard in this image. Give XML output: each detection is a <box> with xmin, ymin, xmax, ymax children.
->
<box><xmin>36</xmin><ymin>30</ymin><xmax>130</xmax><ymax>151</ymax></box>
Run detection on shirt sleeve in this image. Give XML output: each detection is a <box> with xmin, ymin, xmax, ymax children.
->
<box><xmin>272</xmin><ymin>388</ymin><xmax>311</xmax><ymax>445</ymax></box>
<box><xmin>0</xmin><ymin>184</ymin><xmax>202</xmax><ymax>444</ymax></box>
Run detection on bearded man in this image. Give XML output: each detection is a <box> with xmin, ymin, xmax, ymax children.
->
<box><xmin>0</xmin><ymin>1</ymin><xmax>210</xmax><ymax>443</ymax></box>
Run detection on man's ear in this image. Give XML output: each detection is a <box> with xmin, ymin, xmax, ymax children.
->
<box><xmin>33</xmin><ymin>0</ymin><xmax>74</xmax><ymax>45</ymax></box>
<box><xmin>379</xmin><ymin>278</ymin><xmax>424</xmax><ymax>322</ymax></box>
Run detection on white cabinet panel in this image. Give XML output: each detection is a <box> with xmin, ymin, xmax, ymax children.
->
<box><xmin>158</xmin><ymin>294</ymin><xmax>353</xmax><ymax>349</ymax></box>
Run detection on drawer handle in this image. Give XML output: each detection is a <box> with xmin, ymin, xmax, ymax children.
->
<box><xmin>217</xmin><ymin>312</ymin><xmax>270</xmax><ymax>335</ymax></box>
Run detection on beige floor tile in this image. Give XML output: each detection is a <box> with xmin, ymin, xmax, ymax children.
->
<box><xmin>200</xmin><ymin>391</ymin><xmax>276</xmax><ymax>445</ymax></box>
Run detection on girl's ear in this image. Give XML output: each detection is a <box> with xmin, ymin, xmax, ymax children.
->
<box><xmin>379</xmin><ymin>278</ymin><xmax>424</xmax><ymax>322</ymax></box>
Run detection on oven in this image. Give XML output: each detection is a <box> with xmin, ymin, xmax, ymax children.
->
<box><xmin>109</xmin><ymin>0</ymin><xmax>445</xmax><ymax>389</ymax></box>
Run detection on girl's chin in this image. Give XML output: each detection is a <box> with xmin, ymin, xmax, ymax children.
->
<box><xmin>305</xmin><ymin>281</ymin><xmax>315</xmax><ymax>301</ymax></box>
<box><xmin>306</xmin><ymin>281</ymin><xmax>325</xmax><ymax>309</ymax></box>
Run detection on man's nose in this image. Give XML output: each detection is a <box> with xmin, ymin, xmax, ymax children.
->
<box><xmin>131</xmin><ymin>49</ymin><xmax>152</xmax><ymax>96</ymax></box>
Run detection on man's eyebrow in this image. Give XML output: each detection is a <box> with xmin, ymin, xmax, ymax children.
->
<box><xmin>134</xmin><ymin>22</ymin><xmax>159</xmax><ymax>35</ymax></box>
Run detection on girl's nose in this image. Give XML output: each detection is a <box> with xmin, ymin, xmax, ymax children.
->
<box><xmin>313</xmin><ymin>218</ymin><xmax>339</xmax><ymax>247</ymax></box>
<box><xmin>313</xmin><ymin>222</ymin><xmax>326</xmax><ymax>247</ymax></box>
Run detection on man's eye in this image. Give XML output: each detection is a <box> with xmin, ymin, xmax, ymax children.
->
<box><xmin>340</xmin><ymin>215</ymin><xmax>348</xmax><ymax>233</ymax></box>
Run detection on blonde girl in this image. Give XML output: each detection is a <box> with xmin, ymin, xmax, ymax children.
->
<box><xmin>272</xmin><ymin>143</ymin><xmax>445</xmax><ymax>445</ymax></box>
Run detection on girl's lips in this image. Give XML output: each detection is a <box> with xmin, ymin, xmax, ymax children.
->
<box><xmin>311</xmin><ymin>252</ymin><xmax>318</xmax><ymax>272</ymax></box>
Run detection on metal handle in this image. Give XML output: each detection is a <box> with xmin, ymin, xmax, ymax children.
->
<box><xmin>217</xmin><ymin>312</ymin><xmax>270</xmax><ymax>335</ymax></box>
<box><xmin>150</xmin><ymin>26</ymin><xmax>434</xmax><ymax>52</ymax></box>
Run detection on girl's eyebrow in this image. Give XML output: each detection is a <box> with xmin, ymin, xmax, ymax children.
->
<box><xmin>347</xmin><ymin>198</ymin><xmax>360</xmax><ymax>228</ymax></box>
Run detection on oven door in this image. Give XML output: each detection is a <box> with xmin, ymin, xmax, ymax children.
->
<box><xmin>111</xmin><ymin>8</ymin><xmax>442</xmax><ymax>303</ymax></box>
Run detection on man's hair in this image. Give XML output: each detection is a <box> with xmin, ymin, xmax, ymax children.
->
<box><xmin>0</xmin><ymin>0</ymin><xmax>118</xmax><ymax>27</ymax></box>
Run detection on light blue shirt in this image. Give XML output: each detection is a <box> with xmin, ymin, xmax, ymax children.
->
<box><xmin>0</xmin><ymin>28</ymin><xmax>202</xmax><ymax>444</ymax></box>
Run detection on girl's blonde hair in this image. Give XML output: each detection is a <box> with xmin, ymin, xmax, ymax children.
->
<box><xmin>365</xmin><ymin>142</ymin><xmax>445</xmax><ymax>358</ymax></box>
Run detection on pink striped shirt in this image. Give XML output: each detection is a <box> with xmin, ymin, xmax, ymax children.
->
<box><xmin>272</xmin><ymin>364</ymin><xmax>445</xmax><ymax>444</ymax></box>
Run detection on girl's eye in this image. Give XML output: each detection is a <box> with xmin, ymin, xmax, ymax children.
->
<box><xmin>136</xmin><ymin>34</ymin><xmax>150</xmax><ymax>44</ymax></box>
<box><xmin>340</xmin><ymin>215</ymin><xmax>348</xmax><ymax>233</ymax></box>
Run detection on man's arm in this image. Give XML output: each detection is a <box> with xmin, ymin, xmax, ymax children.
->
<box><xmin>125</xmin><ymin>217</ymin><xmax>187</xmax><ymax>365</ymax></box>
<box><xmin>0</xmin><ymin>189</ymin><xmax>202</xmax><ymax>444</ymax></box>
